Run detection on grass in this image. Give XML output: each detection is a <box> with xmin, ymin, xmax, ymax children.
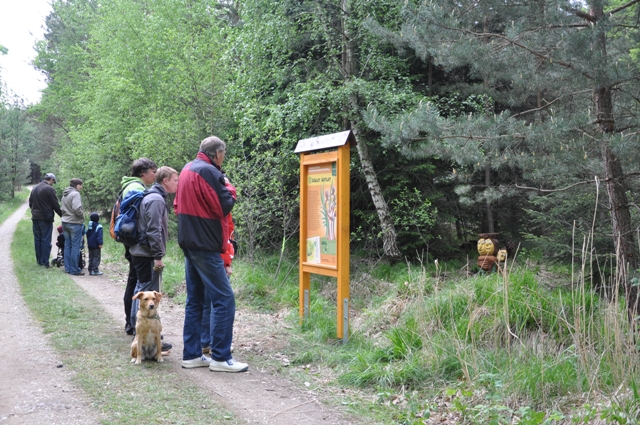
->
<box><xmin>11</xmin><ymin>189</ymin><xmax>640</xmax><ymax>423</ymax></box>
<box><xmin>228</xmin><ymin>249</ymin><xmax>640</xmax><ymax>424</ymax></box>
<box><xmin>12</xmin><ymin>218</ymin><xmax>234</xmax><ymax>424</ymax></box>
<box><xmin>0</xmin><ymin>190</ymin><xmax>29</xmax><ymax>223</ymax></box>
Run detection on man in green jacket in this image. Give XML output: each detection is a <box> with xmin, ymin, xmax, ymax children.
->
<box><xmin>120</xmin><ymin>158</ymin><xmax>157</xmax><ymax>336</ymax></box>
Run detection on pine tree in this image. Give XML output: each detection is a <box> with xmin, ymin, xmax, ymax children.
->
<box><xmin>366</xmin><ymin>1</ymin><xmax>640</xmax><ymax>317</ymax></box>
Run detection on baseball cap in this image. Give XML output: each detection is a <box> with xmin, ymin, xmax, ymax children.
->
<box><xmin>43</xmin><ymin>173</ymin><xmax>57</xmax><ymax>183</ymax></box>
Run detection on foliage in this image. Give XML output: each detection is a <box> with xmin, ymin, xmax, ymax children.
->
<box><xmin>364</xmin><ymin>0</ymin><xmax>640</xmax><ymax>268</ymax></box>
<box><xmin>0</xmin><ymin>98</ymin><xmax>38</xmax><ymax>198</ymax></box>
<box><xmin>224</xmin><ymin>248</ymin><xmax>640</xmax><ymax>423</ymax></box>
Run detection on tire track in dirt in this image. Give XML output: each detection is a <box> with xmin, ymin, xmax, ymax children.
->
<box><xmin>0</xmin><ymin>202</ymin><xmax>102</xmax><ymax>424</ymax></box>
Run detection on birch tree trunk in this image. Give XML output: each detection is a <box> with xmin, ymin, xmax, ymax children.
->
<box><xmin>341</xmin><ymin>0</ymin><xmax>401</xmax><ymax>259</ymax></box>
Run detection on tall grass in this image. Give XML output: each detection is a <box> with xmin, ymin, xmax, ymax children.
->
<box><xmin>228</xmin><ymin>243</ymin><xmax>640</xmax><ymax>423</ymax></box>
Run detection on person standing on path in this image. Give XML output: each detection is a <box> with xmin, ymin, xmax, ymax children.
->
<box><xmin>175</xmin><ymin>136</ymin><xmax>248</xmax><ymax>372</ymax></box>
<box><xmin>201</xmin><ymin>176</ymin><xmax>237</xmax><ymax>356</ymax></box>
<box><xmin>28</xmin><ymin>173</ymin><xmax>62</xmax><ymax>267</ymax></box>
<box><xmin>86</xmin><ymin>212</ymin><xmax>104</xmax><ymax>275</ymax></box>
<box><xmin>129</xmin><ymin>166</ymin><xmax>178</xmax><ymax>354</ymax></box>
<box><xmin>61</xmin><ymin>178</ymin><xmax>85</xmax><ymax>276</ymax></box>
<box><xmin>120</xmin><ymin>158</ymin><xmax>157</xmax><ymax>335</ymax></box>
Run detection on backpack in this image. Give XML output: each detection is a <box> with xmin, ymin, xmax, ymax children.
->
<box><xmin>113</xmin><ymin>190</ymin><xmax>150</xmax><ymax>246</ymax></box>
<box><xmin>109</xmin><ymin>181</ymin><xmax>140</xmax><ymax>240</ymax></box>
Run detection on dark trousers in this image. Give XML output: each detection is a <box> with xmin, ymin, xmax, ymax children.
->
<box><xmin>123</xmin><ymin>246</ymin><xmax>138</xmax><ymax>334</ymax></box>
<box><xmin>32</xmin><ymin>220</ymin><xmax>53</xmax><ymax>266</ymax></box>
<box><xmin>130</xmin><ymin>256</ymin><xmax>160</xmax><ymax>333</ymax></box>
<box><xmin>88</xmin><ymin>248</ymin><xmax>101</xmax><ymax>272</ymax></box>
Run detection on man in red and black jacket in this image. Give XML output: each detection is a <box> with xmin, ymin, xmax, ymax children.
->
<box><xmin>174</xmin><ymin>136</ymin><xmax>249</xmax><ymax>372</ymax></box>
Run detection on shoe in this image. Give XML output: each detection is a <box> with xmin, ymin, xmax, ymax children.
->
<box><xmin>182</xmin><ymin>355</ymin><xmax>212</xmax><ymax>369</ymax></box>
<box><xmin>72</xmin><ymin>272</ymin><xmax>85</xmax><ymax>276</ymax></box>
<box><xmin>209</xmin><ymin>358</ymin><xmax>249</xmax><ymax>373</ymax></box>
<box><xmin>162</xmin><ymin>341</ymin><xmax>172</xmax><ymax>351</ymax></box>
<box><xmin>90</xmin><ymin>271</ymin><xmax>104</xmax><ymax>276</ymax></box>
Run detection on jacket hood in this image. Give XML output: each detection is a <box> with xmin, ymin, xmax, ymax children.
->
<box><xmin>149</xmin><ymin>183</ymin><xmax>167</xmax><ymax>198</ymax></box>
<box><xmin>121</xmin><ymin>176</ymin><xmax>144</xmax><ymax>188</ymax></box>
<box><xmin>62</xmin><ymin>187</ymin><xmax>76</xmax><ymax>196</ymax></box>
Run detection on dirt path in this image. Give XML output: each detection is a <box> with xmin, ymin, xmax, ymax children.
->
<box><xmin>1</xmin><ymin>200</ymin><xmax>355</xmax><ymax>424</ymax></box>
<box><xmin>74</xmin><ymin>264</ymin><xmax>353</xmax><ymax>425</ymax></box>
<box><xmin>0</xmin><ymin>203</ymin><xmax>103</xmax><ymax>424</ymax></box>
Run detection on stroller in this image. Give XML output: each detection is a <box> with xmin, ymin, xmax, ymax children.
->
<box><xmin>51</xmin><ymin>225</ymin><xmax>86</xmax><ymax>270</ymax></box>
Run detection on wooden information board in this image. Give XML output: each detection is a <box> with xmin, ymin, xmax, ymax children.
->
<box><xmin>295</xmin><ymin>131</ymin><xmax>352</xmax><ymax>342</ymax></box>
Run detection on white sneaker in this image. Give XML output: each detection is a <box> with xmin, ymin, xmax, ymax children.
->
<box><xmin>209</xmin><ymin>358</ymin><xmax>249</xmax><ymax>373</ymax></box>
<box><xmin>181</xmin><ymin>355</ymin><xmax>212</xmax><ymax>369</ymax></box>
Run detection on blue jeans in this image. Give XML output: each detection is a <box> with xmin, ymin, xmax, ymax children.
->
<box><xmin>32</xmin><ymin>219</ymin><xmax>53</xmax><ymax>266</ymax></box>
<box><xmin>62</xmin><ymin>222</ymin><xmax>83</xmax><ymax>274</ymax></box>
<box><xmin>182</xmin><ymin>249</ymin><xmax>235</xmax><ymax>362</ymax></box>
<box><xmin>201</xmin><ymin>293</ymin><xmax>212</xmax><ymax>350</ymax></box>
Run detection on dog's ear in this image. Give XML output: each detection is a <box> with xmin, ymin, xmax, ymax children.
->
<box><xmin>132</xmin><ymin>292</ymin><xmax>142</xmax><ymax>301</ymax></box>
<box><xmin>154</xmin><ymin>291</ymin><xmax>162</xmax><ymax>304</ymax></box>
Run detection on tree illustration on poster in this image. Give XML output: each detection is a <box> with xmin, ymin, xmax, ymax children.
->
<box><xmin>295</xmin><ymin>131</ymin><xmax>353</xmax><ymax>342</ymax></box>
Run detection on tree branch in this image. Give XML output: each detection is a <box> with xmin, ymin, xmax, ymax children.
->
<box><xmin>517</xmin><ymin>172</ymin><xmax>640</xmax><ymax>193</ymax></box>
<box><xmin>515</xmin><ymin>180</ymin><xmax>593</xmax><ymax>193</ymax></box>
<box><xmin>608</xmin><ymin>0</ymin><xmax>640</xmax><ymax>16</ymax></box>
<box><xmin>409</xmin><ymin>133</ymin><xmax>526</xmax><ymax>142</ymax></box>
<box><xmin>441</xmin><ymin>27</ymin><xmax>593</xmax><ymax>80</ymax></box>
<box><xmin>511</xmin><ymin>89</ymin><xmax>592</xmax><ymax>118</ymax></box>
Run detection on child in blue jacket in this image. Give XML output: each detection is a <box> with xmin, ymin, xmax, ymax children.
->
<box><xmin>86</xmin><ymin>212</ymin><xmax>104</xmax><ymax>275</ymax></box>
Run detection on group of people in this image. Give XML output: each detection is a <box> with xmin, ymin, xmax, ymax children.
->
<box><xmin>29</xmin><ymin>175</ymin><xmax>103</xmax><ymax>275</ymax></box>
<box><xmin>29</xmin><ymin>135</ymin><xmax>247</xmax><ymax>373</ymax></box>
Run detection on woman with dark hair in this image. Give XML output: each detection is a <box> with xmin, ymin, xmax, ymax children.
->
<box><xmin>61</xmin><ymin>178</ymin><xmax>85</xmax><ymax>275</ymax></box>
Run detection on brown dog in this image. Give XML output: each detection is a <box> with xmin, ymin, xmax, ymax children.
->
<box><xmin>130</xmin><ymin>291</ymin><xmax>165</xmax><ymax>364</ymax></box>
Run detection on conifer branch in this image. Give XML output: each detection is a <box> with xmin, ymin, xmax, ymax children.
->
<box><xmin>409</xmin><ymin>134</ymin><xmax>526</xmax><ymax>142</ymax></box>
<box><xmin>443</xmin><ymin>27</ymin><xmax>593</xmax><ymax>80</ymax></box>
<box><xmin>511</xmin><ymin>90</ymin><xmax>592</xmax><ymax>118</ymax></box>
<box><xmin>515</xmin><ymin>180</ymin><xmax>593</xmax><ymax>193</ymax></box>
<box><xmin>517</xmin><ymin>172</ymin><xmax>640</xmax><ymax>193</ymax></box>
<box><xmin>607</xmin><ymin>0</ymin><xmax>640</xmax><ymax>16</ymax></box>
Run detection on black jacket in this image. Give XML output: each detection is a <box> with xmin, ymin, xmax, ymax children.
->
<box><xmin>29</xmin><ymin>181</ymin><xmax>62</xmax><ymax>222</ymax></box>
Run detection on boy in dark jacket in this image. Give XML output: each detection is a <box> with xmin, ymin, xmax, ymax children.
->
<box><xmin>56</xmin><ymin>225</ymin><xmax>65</xmax><ymax>250</ymax></box>
<box><xmin>86</xmin><ymin>212</ymin><xmax>104</xmax><ymax>275</ymax></box>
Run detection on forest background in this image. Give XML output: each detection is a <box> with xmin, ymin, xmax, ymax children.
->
<box><xmin>3</xmin><ymin>0</ymin><xmax>640</xmax><ymax>423</ymax></box>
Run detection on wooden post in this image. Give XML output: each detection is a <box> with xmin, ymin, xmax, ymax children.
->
<box><xmin>336</xmin><ymin>143</ymin><xmax>350</xmax><ymax>340</ymax></box>
<box><xmin>299</xmin><ymin>153</ymin><xmax>311</xmax><ymax>320</ymax></box>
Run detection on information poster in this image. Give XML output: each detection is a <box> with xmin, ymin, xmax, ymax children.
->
<box><xmin>306</xmin><ymin>162</ymin><xmax>337</xmax><ymax>266</ymax></box>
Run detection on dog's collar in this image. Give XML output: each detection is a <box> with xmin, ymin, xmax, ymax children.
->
<box><xmin>143</xmin><ymin>314</ymin><xmax>160</xmax><ymax>320</ymax></box>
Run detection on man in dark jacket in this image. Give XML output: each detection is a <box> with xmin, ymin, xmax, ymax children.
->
<box><xmin>29</xmin><ymin>173</ymin><xmax>62</xmax><ymax>267</ymax></box>
<box><xmin>129</xmin><ymin>166</ymin><xmax>178</xmax><ymax>342</ymax></box>
<box><xmin>175</xmin><ymin>136</ymin><xmax>248</xmax><ymax>372</ymax></box>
